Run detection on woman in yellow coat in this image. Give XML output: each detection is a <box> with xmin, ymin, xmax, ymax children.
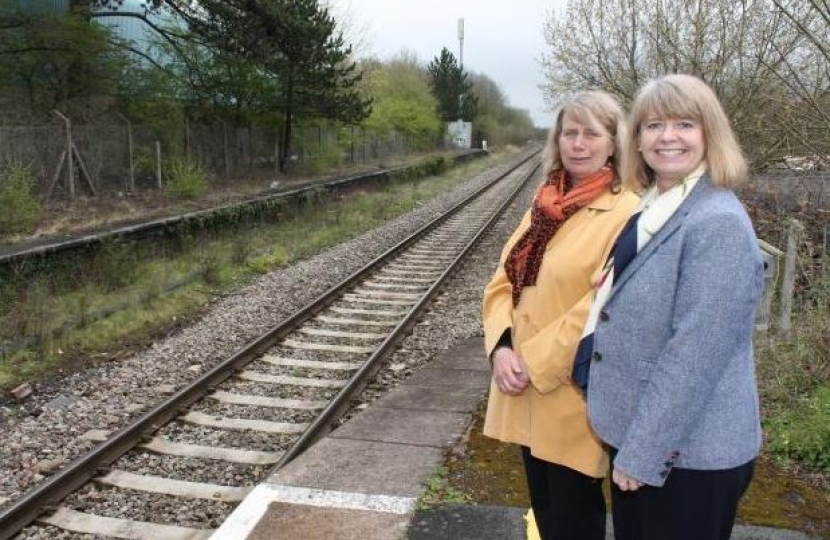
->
<box><xmin>483</xmin><ymin>91</ymin><xmax>639</xmax><ymax>540</ymax></box>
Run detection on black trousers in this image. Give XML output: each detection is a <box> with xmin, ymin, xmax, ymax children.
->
<box><xmin>609</xmin><ymin>448</ymin><xmax>755</xmax><ymax>540</ymax></box>
<box><xmin>521</xmin><ymin>446</ymin><xmax>607</xmax><ymax>540</ymax></box>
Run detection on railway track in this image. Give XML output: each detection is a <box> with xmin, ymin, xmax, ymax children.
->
<box><xmin>2</xmin><ymin>150</ymin><xmax>541</xmax><ymax>540</ymax></box>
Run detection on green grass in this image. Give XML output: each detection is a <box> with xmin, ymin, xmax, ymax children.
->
<box><xmin>0</xmin><ymin>161</ymin><xmax>41</xmax><ymax>235</ymax></box>
<box><xmin>0</xmin><ymin>153</ymin><xmax>504</xmax><ymax>392</ymax></box>
<box><xmin>756</xmin><ymin>263</ymin><xmax>829</xmax><ymax>473</ymax></box>
<box><xmin>764</xmin><ymin>384</ymin><xmax>830</xmax><ymax>471</ymax></box>
<box><xmin>417</xmin><ymin>465</ymin><xmax>474</xmax><ymax>510</ymax></box>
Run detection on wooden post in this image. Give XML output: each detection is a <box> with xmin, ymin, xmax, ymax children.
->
<box><xmin>756</xmin><ymin>239</ymin><xmax>783</xmax><ymax>335</ymax></box>
<box><xmin>779</xmin><ymin>219</ymin><xmax>803</xmax><ymax>335</ymax></box>
<box><xmin>49</xmin><ymin>110</ymin><xmax>96</xmax><ymax>199</ymax></box>
<box><xmin>155</xmin><ymin>141</ymin><xmax>162</xmax><ymax>189</ymax></box>
<box><xmin>53</xmin><ymin>110</ymin><xmax>75</xmax><ymax>199</ymax></box>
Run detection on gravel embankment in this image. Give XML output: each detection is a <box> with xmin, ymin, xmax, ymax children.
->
<box><xmin>0</xmin><ymin>154</ymin><xmax>537</xmax><ymax>528</ymax></box>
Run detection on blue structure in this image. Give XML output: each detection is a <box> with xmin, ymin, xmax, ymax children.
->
<box><xmin>7</xmin><ymin>0</ymin><xmax>172</xmax><ymax>62</ymax></box>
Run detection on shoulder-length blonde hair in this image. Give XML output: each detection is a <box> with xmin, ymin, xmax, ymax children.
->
<box><xmin>623</xmin><ymin>74</ymin><xmax>748</xmax><ymax>192</ymax></box>
<box><xmin>542</xmin><ymin>91</ymin><xmax>628</xmax><ymax>184</ymax></box>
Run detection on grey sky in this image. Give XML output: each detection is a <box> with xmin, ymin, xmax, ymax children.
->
<box><xmin>331</xmin><ymin>0</ymin><xmax>568</xmax><ymax>128</ymax></box>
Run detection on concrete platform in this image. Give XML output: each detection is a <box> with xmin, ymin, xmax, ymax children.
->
<box><xmin>209</xmin><ymin>336</ymin><xmax>490</xmax><ymax>540</ymax></box>
<box><xmin>208</xmin><ymin>336</ymin><xmax>820</xmax><ymax>540</ymax></box>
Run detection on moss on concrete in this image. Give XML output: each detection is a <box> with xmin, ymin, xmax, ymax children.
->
<box><xmin>444</xmin><ymin>403</ymin><xmax>829</xmax><ymax>539</ymax></box>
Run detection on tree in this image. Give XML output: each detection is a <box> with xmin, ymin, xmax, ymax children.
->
<box><xmin>89</xmin><ymin>0</ymin><xmax>372</xmax><ymax>171</ymax></box>
<box><xmin>0</xmin><ymin>2</ymin><xmax>128</xmax><ymax>120</ymax></box>
<box><xmin>766</xmin><ymin>0</ymin><xmax>830</xmax><ymax>166</ymax></box>
<box><xmin>539</xmin><ymin>0</ymin><xmax>824</xmax><ymax>169</ymax></box>
<box><xmin>427</xmin><ymin>47</ymin><xmax>478</xmax><ymax>122</ymax></box>
<box><xmin>263</xmin><ymin>0</ymin><xmax>371</xmax><ymax>170</ymax></box>
<box><xmin>119</xmin><ymin>0</ymin><xmax>371</xmax><ymax>171</ymax></box>
<box><xmin>361</xmin><ymin>52</ymin><xmax>443</xmax><ymax>149</ymax></box>
<box><xmin>468</xmin><ymin>72</ymin><xmax>535</xmax><ymax>147</ymax></box>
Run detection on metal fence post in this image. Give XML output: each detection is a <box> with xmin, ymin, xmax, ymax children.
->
<box><xmin>117</xmin><ymin>113</ymin><xmax>135</xmax><ymax>193</ymax></box>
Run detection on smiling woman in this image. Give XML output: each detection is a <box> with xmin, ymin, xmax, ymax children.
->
<box><xmin>587</xmin><ymin>74</ymin><xmax>763</xmax><ymax>540</ymax></box>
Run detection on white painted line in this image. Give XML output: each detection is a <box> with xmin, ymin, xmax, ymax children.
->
<box><xmin>208</xmin><ymin>483</ymin><xmax>417</xmax><ymax>540</ymax></box>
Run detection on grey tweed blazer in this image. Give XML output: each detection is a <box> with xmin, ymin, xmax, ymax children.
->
<box><xmin>586</xmin><ymin>177</ymin><xmax>764</xmax><ymax>487</ymax></box>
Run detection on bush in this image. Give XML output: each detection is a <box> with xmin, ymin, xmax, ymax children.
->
<box><xmin>422</xmin><ymin>156</ymin><xmax>448</xmax><ymax>176</ymax></box>
<box><xmin>0</xmin><ymin>162</ymin><xmax>41</xmax><ymax>234</ymax></box>
<box><xmin>165</xmin><ymin>157</ymin><xmax>207</xmax><ymax>199</ymax></box>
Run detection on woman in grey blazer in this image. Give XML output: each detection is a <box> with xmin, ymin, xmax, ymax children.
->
<box><xmin>584</xmin><ymin>74</ymin><xmax>764</xmax><ymax>540</ymax></box>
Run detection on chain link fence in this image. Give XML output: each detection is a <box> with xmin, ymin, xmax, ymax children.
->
<box><xmin>0</xmin><ymin>114</ymin><xmax>446</xmax><ymax>200</ymax></box>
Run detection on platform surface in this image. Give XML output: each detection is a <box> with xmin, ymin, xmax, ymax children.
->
<box><xmin>209</xmin><ymin>336</ymin><xmax>819</xmax><ymax>540</ymax></box>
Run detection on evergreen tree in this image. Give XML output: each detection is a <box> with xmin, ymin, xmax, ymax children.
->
<box><xmin>262</xmin><ymin>0</ymin><xmax>371</xmax><ymax>170</ymax></box>
<box><xmin>0</xmin><ymin>2</ymin><xmax>128</xmax><ymax>120</ymax></box>
<box><xmin>427</xmin><ymin>47</ymin><xmax>477</xmax><ymax>122</ymax></box>
<box><xmin>96</xmin><ymin>0</ymin><xmax>371</xmax><ymax>171</ymax></box>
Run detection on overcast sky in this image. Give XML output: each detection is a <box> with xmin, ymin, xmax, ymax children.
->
<box><xmin>330</xmin><ymin>0</ymin><xmax>569</xmax><ymax>128</ymax></box>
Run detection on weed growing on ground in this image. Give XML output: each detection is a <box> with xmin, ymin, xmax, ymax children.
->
<box><xmin>165</xmin><ymin>157</ymin><xmax>207</xmax><ymax>199</ymax></box>
<box><xmin>0</xmin><ymin>161</ymin><xmax>41</xmax><ymax>235</ymax></box>
<box><xmin>0</xmin><ymin>154</ymin><xmax>501</xmax><ymax>392</ymax></box>
<box><xmin>757</xmin><ymin>264</ymin><xmax>829</xmax><ymax>472</ymax></box>
<box><xmin>417</xmin><ymin>465</ymin><xmax>473</xmax><ymax>510</ymax></box>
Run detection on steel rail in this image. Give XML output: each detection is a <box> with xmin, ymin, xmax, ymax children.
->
<box><xmin>0</xmin><ymin>148</ymin><xmax>537</xmax><ymax>540</ymax></box>
<box><xmin>274</xmin><ymin>157</ymin><xmax>541</xmax><ymax>469</ymax></box>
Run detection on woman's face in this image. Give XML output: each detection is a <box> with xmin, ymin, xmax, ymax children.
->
<box><xmin>639</xmin><ymin>115</ymin><xmax>705</xmax><ymax>191</ymax></box>
<box><xmin>558</xmin><ymin>115</ymin><xmax>615</xmax><ymax>181</ymax></box>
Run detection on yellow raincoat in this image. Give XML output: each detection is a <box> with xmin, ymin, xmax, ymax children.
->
<box><xmin>483</xmin><ymin>188</ymin><xmax>638</xmax><ymax>477</ymax></box>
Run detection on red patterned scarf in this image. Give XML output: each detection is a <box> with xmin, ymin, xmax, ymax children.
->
<box><xmin>506</xmin><ymin>167</ymin><xmax>615</xmax><ymax>306</ymax></box>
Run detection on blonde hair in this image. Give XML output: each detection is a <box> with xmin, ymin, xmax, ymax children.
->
<box><xmin>542</xmin><ymin>91</ymin><xmax>627</xmax><ymax>183</ymax></box>
<box><xmin>623</xmin><ymin>74</ymin><xmax>748</xmax><ymax>191</ymax></box>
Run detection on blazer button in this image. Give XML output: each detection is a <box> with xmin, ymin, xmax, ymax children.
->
<box><xmin>592</xmin><ymin>351</ymin><xmax>602</xmax><ymax>362</ymax></box>
<box><xmin>599</xmin><ymin>310</ymin><xmax>609</xmax><ymax>322</ymax></box>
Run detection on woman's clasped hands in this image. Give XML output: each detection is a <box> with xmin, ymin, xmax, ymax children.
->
<box><xmin>491</xmin><ymin>347</ymin><xmax>530</xmax><ymax>395</ymax></box>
